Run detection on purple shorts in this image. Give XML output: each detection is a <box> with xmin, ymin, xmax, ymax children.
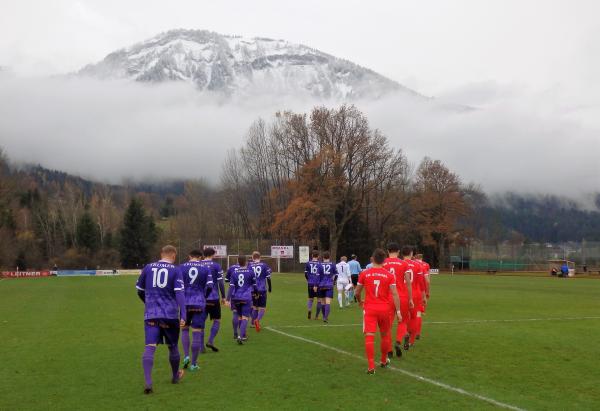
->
<box><xmin>318</xmin><ymin>287</ymin><xmax>333</xmax><ymax>298</ymax></box>
<box><xmin>145</xmin><ymin>318</ymin><xmax>180</xmax><ymax>346</ymax></box>
<box><xmin>185</xmin><ymin>306</ymin><xmax>207</xmax><ymax>329</ymax></box>
<box><xmin>252</xmin><ymin>291</ymin><xmax>267</xmax><ymax>308</ymax></box>
<box><xmin>232</xmin><ymin>299</ymin><xmax>253</xmax><ymax>317</ymax></box>
<box><xmin>205</xmin><ymin>300</ymin><xmax>221</xmax><ymax>320</ymax></box>
<box><xmin>307</xmin><ymin>285</ymin><xmax>318</xmax><ymax>299</ymax></box>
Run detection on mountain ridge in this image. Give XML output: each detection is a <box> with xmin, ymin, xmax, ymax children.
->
<box><xmin>78</xmin><ymin>28</ymin><xmax>425</xmax><ymax>100</ymax></box>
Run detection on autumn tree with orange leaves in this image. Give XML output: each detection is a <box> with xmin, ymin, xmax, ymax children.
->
<box><xmin>411</xmin><ymin>158</ymin><xmax>469</xmax><ymax>267</ymax></box>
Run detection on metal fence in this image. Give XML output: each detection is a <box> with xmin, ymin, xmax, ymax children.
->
<box><xmin>449</xmin><ymin>241</ymin><xmax>600</xmax><ymax>272</ymax></box>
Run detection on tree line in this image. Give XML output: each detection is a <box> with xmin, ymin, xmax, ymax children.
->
<box><xmin>2</xmin><ymin>104</ymin><xmax>597</xmax><ymax>271</ymax></box>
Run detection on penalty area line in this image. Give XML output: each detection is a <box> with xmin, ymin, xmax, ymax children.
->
<box><xmin>272</xmin><ymin>316</ymin><xmax>600</xmax><ymax>329</ymax></box>
<box><xmin>265</xmin><ymin>326</ymin><xmax>525</xmax><ymax>411</ymax></box>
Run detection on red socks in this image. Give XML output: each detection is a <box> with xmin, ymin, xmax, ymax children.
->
<box><xmin>365</xmin><ymin>335</ymin><xmax>375</xmax><ymax>370</ymax></box>
<box><xmin>396</xmin><ymin>320</ymin><xmax>408</xmax><ymax>342</ymax></box>
<box><xmin>409</xmin><ymin>311</ymin><xmax>421</xmax><ymax>344</ymax></box>
<box><xmin>381</xmin><ymin>333</ymin><xmax>391</xmax><ymax>363</ymax></box>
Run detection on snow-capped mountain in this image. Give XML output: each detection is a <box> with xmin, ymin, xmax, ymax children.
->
<box><xmin>78</xmin><ymin>29</ymin><xmax>422</xmax><ymax>100</ymax></box>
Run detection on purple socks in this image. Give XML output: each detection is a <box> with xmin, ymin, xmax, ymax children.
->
<box><xmin>181</xmin><ymin>328</ymin><xmax>190</xmax><ymax>358</ymax></box>
<box><xmin>208</xmin><ymin>320</ymin><xmax>220</xmax><ymax>344</ymax></box>
<box><xmin>191</xmin><ymin>330</ymin><xmax>203</xmax><ymax>365</ymax></box>
<box><xmin>142</xmin><ymin>345</ymin><xmax>156</xmax><ymax>388</ymax></box>
<box><xmin>316</xmin><ymin>302</ymin><xmax>322</xmax><ymax>318</ymax></box>
<box><xmin>239</xmin><ymin>318</ymin><xmax>248</xmax><ymax>338</ymax></box>
<box><xmin>307</xmin><ymin>299</ymin><xmax>314</xmax><ymax>311</ymax></box>
<box><xmin>232</xmin><ymin>312</ymin><xmax>239</xmax><ymax>337</ymax></box>
<box><xmin>257</xmin><ymin>309</ymin><xmax>265</xmax><ymax>321</ymax></box>
<box><xmin>323</xmin><ymin>304</ymin><xmax>330</xmax><ymax>321</ymax></box>
<box><xmin>168</xmin><ymin>345</ymin><xmax>180</xmax><ymax>381</ymax></box>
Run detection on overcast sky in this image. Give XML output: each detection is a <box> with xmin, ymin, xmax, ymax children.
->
<box><xmin>1</xmin><ymin>0</ymin><xmax>598</xmax><ymax>95</ymax></box>
<box><xmin>0</xmin><ymin>0</ymin><xmax>599</xmax><ymax>198</ymax></box>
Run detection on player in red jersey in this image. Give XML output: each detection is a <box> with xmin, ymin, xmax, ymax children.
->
<box><xmin>415</xmin><ymin>253</ymin><xmax>430</xmax><ymax>340</ymax></box>
<box><xmin>407</xmin><ymin>250</ymin><xmax>427</xmax><ymax>348</ymax></box>
<box><xmin>355</xmin><ymin>249</ymin><xmax>402</xmax><ymax>374</ymax></box>
<box><xmin>383</xmin><ymin>242</ymin><xmax>414</xmax><ymax>359</ymax></box>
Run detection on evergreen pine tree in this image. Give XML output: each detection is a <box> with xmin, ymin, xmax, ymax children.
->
<box><xmin>119</xmin><ymin>198</ymin><xmax>158</xmax><ymax>268</ymax></box>
<box><xmin>76</xmin><ymin>211</ymin><xmax>100</xmax><ymax>252</ymax></box>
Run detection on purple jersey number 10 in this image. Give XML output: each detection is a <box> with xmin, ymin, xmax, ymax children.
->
<box><xmin>152</xmin><ymin>267</ymin><xmax>169</xmax><ymax>288</ymax></box>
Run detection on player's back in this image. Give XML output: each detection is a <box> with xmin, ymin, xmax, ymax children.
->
<box><xmin>180</xmin><ymin>261</ymin><xmax>212</xmax><ymax>307</ymax></box>
<box><xmin>249</xmin><ymin>261</ymin><xmax>272</xmax><ymax>292</ymax></box>
<box><xmin>225</xmin><ymin>264</ymin><xmax>239</xmax><ymax>283</ymax></box>
<box><xmin>383</xmin><ymin>257</ymin><xmax>409</xmax><ymax>295</ymax></box>
<box><xmin>406</xmin><ymin>260</ymin><xmax>423</xmax><ymax>295</ymax></box>
<box><xmin>336</xmin><ymin>261</ymin><xmax>349</xmax><ymax>281</ymax></box>
<box><xmin>358</xmin><ymin>267</ymin><xmax>395</xmax><ymax>311</ymax></box>
<box><xmin>136</xmin><ymin>261</ymin><xmax>184</xmax><ymax>320</ymax></box>
<box><xmin>305</xmin><ymin>261</ymin><xmax>321</xmax><ymax>286</ymax></box>
<box><xmin>200</xmin><ymin>259</ymin><xmax>223</xmax><ymax>301</ymax></box>
<box><xmin>319</xmin><ymin>262</ymin><xmax>337</xmax><ymax>288</ymax></box>
<box><xmin>229</xmin><ymin>266</ymin><xmax>256</xmax><ymax>301</ymax></box>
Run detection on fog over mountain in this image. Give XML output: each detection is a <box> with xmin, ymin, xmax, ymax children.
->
<box><xmin>0</xmin><ymin>29</ymin><xmax>598</xmax><ymax>200</ymax></box>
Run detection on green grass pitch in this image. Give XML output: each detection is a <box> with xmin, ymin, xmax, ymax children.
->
<box><xmin>1</xmin><ymin>273</ymin><xmax>600</xmax><ymax>410</ymax></box>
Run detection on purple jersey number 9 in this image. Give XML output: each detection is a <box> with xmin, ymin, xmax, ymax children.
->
<box><xmin>188</xmin><ymin>267</ymin><xmax>198</xmax><ymax>284</ymax></box>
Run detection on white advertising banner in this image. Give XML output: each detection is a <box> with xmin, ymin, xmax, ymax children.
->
<box><xmin>299</xmin><ymin>246</ymin><xmax>310</xmax><ymax>263</ymax></box>
<box><xmin>203</xmin><ymin>245</ymin><xmax>228</xmax><ymax>258</ymax></box>
<box><xmin>271</xmin><ymin>245</ymin><xmax>294</xmax><ymax>259</ymax></box>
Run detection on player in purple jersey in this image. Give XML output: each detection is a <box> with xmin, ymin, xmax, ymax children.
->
<box><xmin>135</xmin><ymin>245</ymin><xmax>186</xmax><ymax>394</ymax></box>
<box><xmin>249</xmin><ymin>251</ymin><xmax>272</xmax><ymax>332</ymax></box>
<box><xmin>305</xmin><ymin>250</ymin><xmax>323</xmax><ymax>320</ymax></box>
<box><xmin>199</xmin><ymin>247</ymin><xmax>226</xmax><ymax>353</ymax></box>
<box><xmin>226</xmin><ymin>255</ymin><xmax>258</xmax><ymax>345</ymax></box>
<box><xmin>318</xmin><ymin>251</ymin><xmax>338</xmax><ymax>323</ymax></box>
<box><xmin>179</xmin><ymin>249</ymin><xmax>213</xmax><ymax>372</ymax></box>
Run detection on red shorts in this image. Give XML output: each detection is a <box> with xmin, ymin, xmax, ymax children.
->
<box><xmin>412</xmin><ymin>291</ymin><xmax>423</xmax><ymax>311</ymax></box>
<box><xmin>363</xmin><ymin>308</ymin><xmax>391</xmax><ymax>334</ymax></box>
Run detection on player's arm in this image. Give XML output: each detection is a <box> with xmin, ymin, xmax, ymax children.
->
<box><xmin>254</xmin><ymin>272</ymin><xmax>260</xmax><ymax>293</ymax></box>
<box><xmin>390</xmin><ymin>284</ymin><xmax>402</xmax><ymax>321</ymax></box>
<box><xmin>217</xmin><ymin>269</ymin><xmax>226</xmax><ymax>302</ymax></box>
<box><xmin>354</xmin><ymin>272</ymin><xmax>365</xmax><ymax>305</ymax></box>
<box><xmin>136</xmin><ymin>270</ymin><xmax>146</xmax><ymax>302</ymax></box>
<box><xmin>174</xmin><ymin>270</ymin><xmax>187</xmax><ymax>326</ymax></box>
<box><xmin>205</xmin><ymin>271</ymin><xmax>214</xmax><ymax>299</ymax></box>
<box><xmin>226</xmin><ymin>279</ymin><xmax>234</xmax><ymax>303</ymax></box>
<box><xmin>425</xmin><ymin>267</ymin><xmax>431</xmax><ymax>299</ymax></box>
<box><xmin>354</xmin><ymin>284</ymin><xmax>363</xmax><ymax>305</ymax></box>
<box><xmin>304</xmin><ymin>263</ymin><xmax>309</xmax><ymax>281</ymax></box>
<box><xmin>405</xmin><ymin>269</ymin><xmax>414</xmax><ymax>309</ymax></box>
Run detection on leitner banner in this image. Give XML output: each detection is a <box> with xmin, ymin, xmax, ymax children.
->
<box><xmin>1</xmin><ymin>271</ymin><xmax>51</xmax><ymax>278</ymax></box>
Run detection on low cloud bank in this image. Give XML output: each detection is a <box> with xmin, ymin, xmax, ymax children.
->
<box><xmin>0</xmin><ymin>74</ymin><xmax>598</xmax><ymax>199</ymax></box>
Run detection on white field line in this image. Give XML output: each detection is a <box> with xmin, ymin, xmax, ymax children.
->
<box><xmin>272</xmin><ymin>316</ymin><xmax>600</xmax><ymax>329</ymax></box>
<box><xmin>266</xmin><ymin>326</ymin><xmax>525</xmax><ymax>411</ymax></box>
